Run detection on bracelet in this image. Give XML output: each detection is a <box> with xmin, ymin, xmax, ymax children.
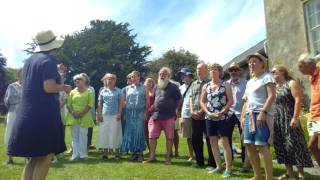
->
<box><xmin>261</xmin><ymin>110</ymin><xmax>268</xmax><ymax>114</ymax></box>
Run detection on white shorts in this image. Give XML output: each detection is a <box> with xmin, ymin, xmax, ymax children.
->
<box><xmin>307</xmin><ymin>121</ymin><xmax>320</xmax><ymax>136</ymax></box>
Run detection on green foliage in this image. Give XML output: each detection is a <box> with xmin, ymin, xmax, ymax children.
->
<box><xmin>146</xmin><ymin>49</ymin><xmax>199</xmax><ymax>82</ymax></box>
<box><xmin>56</xmin><ymin>20</ymin><xmax>151</xmax><ymax>91</ymax></box>
<box><xmin>4</xmin><ymin>67</ymin><xmax>19</xmax><ymax>84</ymax></box>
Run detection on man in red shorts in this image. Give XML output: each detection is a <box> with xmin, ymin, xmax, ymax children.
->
<box><xmin>143</xmin><ymin>67</ymin><xmax>182</xmax><ymax>165</ymax></box>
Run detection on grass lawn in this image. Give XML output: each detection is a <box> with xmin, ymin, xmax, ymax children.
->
<box><xmin>0</xmin><ymin>116</ymin><xmax>319</xmax><ymax>180</ymax></box>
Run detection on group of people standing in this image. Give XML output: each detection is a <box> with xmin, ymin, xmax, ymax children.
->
<box><xmin>2</xmin><ymin>30</ymin><xmax>320</xmax><ymax>180</ymax></box>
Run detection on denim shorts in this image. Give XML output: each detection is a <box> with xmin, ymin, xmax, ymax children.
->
<box><xmin>243</xmin><ymin>113</ymin><xmax>270</xmax><ymax>146</ymax></box>
<box><xmin>205</xmin><ymin>119</ymin><xmax>231</xmax><ymax>137</ymax></box>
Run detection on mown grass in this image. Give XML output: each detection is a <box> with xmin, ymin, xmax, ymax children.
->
<box><xmin>0</xmin><ymin>115</ymin><xmax>319</xmax><ymax>180</ymax></box>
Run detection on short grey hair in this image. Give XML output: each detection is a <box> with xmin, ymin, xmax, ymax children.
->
<box><xmin>298</xmin><ymin>53</ymin><xmax>317</xmax><ymax>65</ymax></box>
<box><xmin>73</xmin><ymin>73</ymin><xmax>90</xmax><ymax>85</ymax></box>
<box><xmin>159</xmin><ymin>67</ymin><xmax>172</xmax><ymax>78</ymax></box>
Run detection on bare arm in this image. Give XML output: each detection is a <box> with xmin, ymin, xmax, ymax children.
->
<box><xmin>289</xmin><ymin>80</ymin><xmax>303</xmax><ymax>128</ymax></box>
<box><xmin>44</xmin><ymin>79</ymin><xmax>71</xmax><ymax>93</ymax></box>
<box><xmin>257</xmin><ymin>83</ymin><xmax>276</xmax><ymax>128</ymax></box>
<box><xmin>220</xmin><ymin>82</ymin><xmax>234</xmax><ymax>114</ymax></box>
<box><xmin>200</xmin><ymin>86</ymin><xmax>209</xmax><ymax>114</ymax></box>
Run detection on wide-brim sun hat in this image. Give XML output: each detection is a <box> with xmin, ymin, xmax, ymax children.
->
<box><xmin>35</xmin><ymin>30</ymin><xmax>64</xmax><ymax>52</ymax></box>
<box><xmin>246</xmin><ymin>53</ymin><xmax>268</xmax><ymax>69</ymax></box>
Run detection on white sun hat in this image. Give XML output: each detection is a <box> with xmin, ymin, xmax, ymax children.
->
<box><xmin>35</xmin><ymin>30</ymin><xmax>64</xmax><ymax>52</ymax></box>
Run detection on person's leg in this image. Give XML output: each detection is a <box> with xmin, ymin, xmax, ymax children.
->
<box><xmin>258</xmin><ymin>146</ymin><xmax>273</xmax><ymax>180</ymax></box>
<box><xmin>173</xmin><ymin>130</ymin><xmax>179</xmax><ymax>157</ymax></box>
<box><xmin>187</xmin><ymin>138</ymin><xmax>194</xmax><ymax>160</ymax></box>
<box><xmin>145</xmin><ymin>119</ymin><xmax>150</xmax><ymax>152</ymax></box>
<box><xmin>246</xmin><ymin>144</ymin><xmax>262</xmax><ymax>180</ymax></box>
<box><xmin>164</xmin><ymin>117</ymin><xmax>175</xmax><ymax>164</ymax></box>
<box><xmin>221</xmin><ymin>137</ymin><xmax>232</xmax><ymax>173</ymax></box>
<box><xmin>209</xmin><ymin>136</ymin><xmax>221</xmax><ymax>170</ymax></box>
<box><xmin>192</xmin><ymin>119</ymin><xmax>204</xmax><ymax>166</ymax></box>
<box><xmin>206</xmin><ymin>136</ymin><xmax>216</xmax><ymax>167</ymax></box>
<box><xmin>228</xmin><ymin>114</ymin><xmax>237</xmax><ymax>160</ymax></box>
<box><xmin>309</xmin><ymin>134</ymin><xmax>320</xmax><ymax>166</ymax></box>
<box><xmin>87</xmin><ymin>127</ymin><xmax>93</xmax><ymax>147</ymax></box>
<box><xmin>71</xmin><ymin>125</ymin><xmax>80</xmax><ymax>160</ymax></box>
<box><xmin>146</xmin><ymin>138</ymin><xmax>157</xmax><ymax>161</ymax></box>
<box><xmin>166</xmin><ymin>138</ymin><xmax>174</xmax><ymax>164</ymax></box>
<box><xmin>79</xmin><ymin>127</ymin><xmax>89</xmax><ymax>158</ymax></box>
<box><xmin>284</xmin><ymin>164</ymin><xmax>294</xmax><ymax>177</ymax></box>
<box><xmin>21</xmin><ymin>157</ymin><xmax>37</xmax><ymax>180</ymax></box>
<box><xmin>31</xmin><ymin>154</ymin><xmax>54</xmax><ymax>180</ymax></box>
<box><xmin>144</xmin><ymin>119</ymin><xmax>160</xmax><ymax>163</ymax></box>
<box><xmin>296</xmin><ymin>166</ymin><xmax>305</xmax><ymax>179</ymax></box>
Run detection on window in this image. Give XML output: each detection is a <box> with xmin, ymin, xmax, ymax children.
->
<box><xmin>305</xmin><ymin>0</ymin><xmax>320</xmax><ymax>55</ymax></box>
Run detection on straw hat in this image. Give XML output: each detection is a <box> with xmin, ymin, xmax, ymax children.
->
<box><xmin>246</xmin><ymin>53</ymin><xmax>268</xmax><ymax>69</ymax></box>
<box><xmin>35</xmin><ymin>30</ymin><xmax>64</xmax><ymax>52</ymax></box>
<box><xmin>228</xmin><ymin>62</ymin><xmax>241</xmax><ymax>70</ymax></box>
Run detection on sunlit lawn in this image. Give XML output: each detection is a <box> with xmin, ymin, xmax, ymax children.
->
<box><xmin>0</xmin><ymin>116</ymin><xmax>319</xmax><ymax>180</ymax></box>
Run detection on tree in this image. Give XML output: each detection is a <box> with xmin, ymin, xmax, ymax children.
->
<box><xmin>0</xmin><ymin>51</ymin><xmax>7</xmax><ymax>115</ymax></box>
<box><xmin>5</xmin><ymin>67</ymin><xmax>19</xmax><ymax>84</ymax></box>
<box><xmin>56</xmin><ymin>20</ymin><xmax>151</xmax><ymax>91</ymax></box>
<box><xmin>146</xmin><ymin>49</ymin><xmax>200</xmax><ymax>82</ymax></box>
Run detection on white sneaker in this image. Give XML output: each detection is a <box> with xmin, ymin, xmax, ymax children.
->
<box><xmin>206</xmin><ymin>166</ymin><xmax>215</xmax><ymax>171</ymax></box>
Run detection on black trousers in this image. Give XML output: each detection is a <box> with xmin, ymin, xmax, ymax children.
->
<box><xmin>87</xmin><ymin>127</ymin><xmax>93</xmax><ymax>147</ymax></box>
<box><xmin>228</xmin><ymin>113</ymin><xmax>245</xmax><ymax>162</ymax></box>
<box><xmin>192</xmin><ymin>119</ymin><xmax>216</xmax><ymax>167</ymax></box>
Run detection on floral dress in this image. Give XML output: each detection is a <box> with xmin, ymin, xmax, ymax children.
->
<box><xmin>273</xmin><ymin>82</ymin><xmax>313</xmax><ymax>167</ymax></box>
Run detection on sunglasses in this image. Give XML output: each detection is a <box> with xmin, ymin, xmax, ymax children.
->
<box><xmin>228</xmin><ymin>69</ymin><xmax>239</xmax><ymax>72</ymax></box>
<box><xmin>74</xmin><ymin>79</ymin><xmax>82</xmax><ymax>82</ymax></box>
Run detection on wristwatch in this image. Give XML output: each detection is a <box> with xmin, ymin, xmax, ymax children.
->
<box><xmin>261</xmin><ymin>110</ymin><xmax>268</xmax><ymax>114</ymax></box>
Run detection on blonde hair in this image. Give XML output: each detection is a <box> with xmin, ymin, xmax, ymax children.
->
<box><xmin>144</xmin><ymin>78</ymin><xmax>155</xmax><ymax>88</ymax></box>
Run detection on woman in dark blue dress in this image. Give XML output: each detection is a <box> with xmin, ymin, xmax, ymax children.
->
<box><xmin>7</xmin><ymin>30</ymin><xmax>72</xmax><ymax>180</ymax></box>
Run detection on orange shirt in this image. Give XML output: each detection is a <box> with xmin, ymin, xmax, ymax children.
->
<box><xmin>310</xmin><ymin>67</ymin><xmax>320</xmax><ymax>121</ymax></box>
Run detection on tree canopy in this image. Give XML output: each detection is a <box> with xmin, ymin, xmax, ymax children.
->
<box><xmin>146</xmin><ymin>49</ymin><xmax>200</xmax><ymax>82</ymax></box>
<box><xmin>56</xmin><ymin>20</ymin><xmax>152</xmax><ymax>91</ymax></box>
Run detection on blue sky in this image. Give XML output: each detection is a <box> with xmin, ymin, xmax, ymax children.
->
<box><xmin>0</xmin><ymin>0</ymin><xmax>266</xmax><ymax>68</ymax></box>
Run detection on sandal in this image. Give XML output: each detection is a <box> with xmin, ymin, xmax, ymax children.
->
<box><xmin>277</xmin><ymin>174</ymin><xmax>291</xmax><ymax>180</ymax></box>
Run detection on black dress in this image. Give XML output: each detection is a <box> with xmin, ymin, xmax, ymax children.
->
<box><xmin>273</xmin><ymin>82</ymin><xmax>313</xmax><ymax>167</ymax></box>
<box><xmin>8</xmin><ymin>52</ymin><xmax>66</xmax><ymax>157</ymax></box>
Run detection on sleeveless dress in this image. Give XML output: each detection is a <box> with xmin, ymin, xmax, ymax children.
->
<box><xmin>121</xmin><ymin>83</ymin><xmax>146</xmax><ymax>152</ymax></box>
<box><xmin>273</xmin><ymin>82</ymin><xmax>313</xmax><ymax>167</ymax></box>
<box><xmin>8</xmin><ymin>52</ymin><xmax>66</xmax><ymax>157</ymax></box>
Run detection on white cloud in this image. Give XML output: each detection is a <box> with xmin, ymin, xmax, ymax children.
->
<box><xmin>170</xmin><ymin>0</ymin><xmax>266</xmax><ymax>65</ymax></box>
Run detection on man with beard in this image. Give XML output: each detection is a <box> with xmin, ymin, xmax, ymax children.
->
<box><xmin>143</xmin><ymin>67</ymin><xmax>182</xmax><ymax>165</ymax></box>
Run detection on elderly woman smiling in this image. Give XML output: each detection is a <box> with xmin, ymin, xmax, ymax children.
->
<box><xmin>96</xmin><ymin>73</ymin><xmax>123</xmax><ymax>160</ymax></box>
<box><xmin>66</xmin><ymin>73</ymin><xmax>94</xmax><ymax>161</ymax></box>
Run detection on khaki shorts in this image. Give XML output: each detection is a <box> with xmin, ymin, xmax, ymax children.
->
<box><xmin>175</xmin><ymin>117</ymin><xmax>180</xmax><ymax>130</ymax></box>
<box><xmin>307</xmin><ymin>121</ymin><xmax>320</xmax><ymax>136</ymax></box>
<box><xmin>181</xmin><ymin>118</ymin><xmax>192</xmax><ymax>138</ymax></box>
